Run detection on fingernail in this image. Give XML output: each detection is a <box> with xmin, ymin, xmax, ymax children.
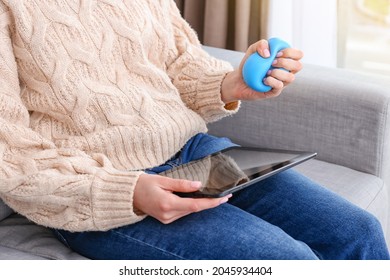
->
<box><xmin>219</xmin><ymin>197</ymin><xmax>229</xmax><ymax>204</ymax></box>
<box><xmin>267</xmin><ymin>70</ymin><xmax>272</xmax><ymax>76</ymax></box>
<box><xmin>276</xmin><ymin>51</ymin><xmax>283</xmax><ymax>57</ymax></box>
<box><xmin>263</xmin><ymin>49</ymin><xmax>270</xmax><ymax>58</ymax></box>
<box><xmin>220</xmin><ymin>194</ymin><xmax>232</xmax><ymax>204</ymax></box>
<box><xmin>272</xmin><ymin>59</ymin><xmax>277</xmax><ymax>65</ymax></box>
<box><xmin>190</xmin><ymin>181</ymin><xmax>201</xmax><ymax>189</ymax></box>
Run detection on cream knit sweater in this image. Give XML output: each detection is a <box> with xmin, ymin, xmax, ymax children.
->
<box><xmin>0</xmin><ymin>0</ymin><xmax>239</xmax><ymax>231</ymax></box>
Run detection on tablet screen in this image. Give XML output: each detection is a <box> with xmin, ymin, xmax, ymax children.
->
<box><xmin>160</xmin><ymin>147</ymin><xmax>316</xmax><ymax>198</ymax></box>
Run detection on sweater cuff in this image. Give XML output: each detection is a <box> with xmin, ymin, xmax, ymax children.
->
<box><xmin>197</xmin><ymin>70</ymin><xmax>240</xmax><ymax>119</ymax></box>
<box><xmin>92</xmin><ymin>169</ymin><xmax>146</xmax><ymax>231</ymax></box>
<box><xmin>181</xmin><ymin>62</ymin><xmax>240</xmax><ymax>123</ymax></box>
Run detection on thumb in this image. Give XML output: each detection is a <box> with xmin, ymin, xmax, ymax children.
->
<box><xmin>160</xmin><ymin>177</ymin><xmax>202</xmax><ymax>193</ymax></box>
<box><xmin>239</xmin><ymin>39</ymin><xmax>270</xmax><ymax>72</ymax></box>
<box><xmin>257</xmin><ymin>39</ymin><xmax>270</xmax><ymax>58</ymax></box>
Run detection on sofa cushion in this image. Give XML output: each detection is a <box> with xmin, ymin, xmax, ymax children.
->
<box><xmin>0</xmin><ymin>245</ymin><xmax>48</xmax><ymax>260</ymax></box>
<box><xmin>0</xmin><ymin>200</ymin><xmax>13</xmax><ymax>222</ymax></box>
<box><xmin>293</xmin><ymin>159</ymin><xmax>388</xmax><ymax>231</ymax></box>
<box><xmin>0</xmin><ymin>214</ymin><xmax>87</xmax><ymax>260</ymax></box>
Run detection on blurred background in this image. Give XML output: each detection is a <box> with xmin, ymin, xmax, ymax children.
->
<box><xmin>174</xmin><ymin>0</ymin><xmax>390</xmax><ymax>76</ymax></box>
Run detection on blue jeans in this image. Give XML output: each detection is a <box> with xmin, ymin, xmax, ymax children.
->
<box><xmin>54</xmin><ymin>134</ymin><xmax>390</xmax><ymax>260</ymax></box>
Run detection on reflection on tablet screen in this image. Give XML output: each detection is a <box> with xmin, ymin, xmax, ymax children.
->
<box><xmin>160</xmin><ymin>147</ymin><xmax>316</xmax><ymax>198</ymax></box>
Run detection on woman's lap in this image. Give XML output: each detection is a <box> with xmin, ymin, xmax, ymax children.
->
<box><xmin>55</xmin><ymin>169</ymin><xmax>389</xmax><ymax>260</ymax></box>
<box><xmin>228</xmin><ymin>169</ymin><xmax>388</xmax><ymax>259</ymax></box>
<box><xmin>55</xmin><ymin>192</ymin><xmax>317</xmax><ymax>260</ymax></box>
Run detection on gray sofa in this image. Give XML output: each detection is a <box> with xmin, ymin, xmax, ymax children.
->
<box><xmin>1</xmin><ymin>46</ymin><xmax>389</xmax><ymax>259</ymax></box>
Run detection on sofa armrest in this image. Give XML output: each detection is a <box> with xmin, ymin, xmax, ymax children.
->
<box><xmin>204</xmin><ymin>46</ymin><xmax>390</xmax><ymax>184</ymax></box>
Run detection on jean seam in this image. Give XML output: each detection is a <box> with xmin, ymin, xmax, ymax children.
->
<box><xmin>111</xmin><ymin>229</ymin><xmax>187</xmax><ymax>260</ymax></box>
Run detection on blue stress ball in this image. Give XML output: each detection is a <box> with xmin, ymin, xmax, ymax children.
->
<box><xmin>242</xmin><ymin>38</ymin><xmax>290</xmax><ymax>92</ymax></box>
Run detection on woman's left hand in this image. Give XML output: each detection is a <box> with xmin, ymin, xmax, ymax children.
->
<box><xmin>221</xmin><ymin>39</ymin><xmax>304</xmax><ymax>104</ymax></box>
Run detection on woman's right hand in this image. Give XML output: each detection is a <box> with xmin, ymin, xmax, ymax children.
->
<box><xmin>133</xmin><ymin>173</ymin><xmax>231</xmax><ymax>224</ymax></box>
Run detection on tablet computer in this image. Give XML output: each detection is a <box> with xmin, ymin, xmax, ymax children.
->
<box><xmin>160</xmin><ymin>146</ymin><xmax>317</xmax><ymax>198</ymax></box>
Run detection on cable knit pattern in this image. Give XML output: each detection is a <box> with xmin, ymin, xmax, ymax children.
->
<box><xmin>0</xmin><ymin>0</ymin><xmax>238</xmax><ymax>231</ymax></box>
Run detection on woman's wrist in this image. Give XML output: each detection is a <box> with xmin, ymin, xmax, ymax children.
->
<box><xmin>221</xmin><ymin>70</ymin><xmax>240</xmax><ymax>104</ymax></box>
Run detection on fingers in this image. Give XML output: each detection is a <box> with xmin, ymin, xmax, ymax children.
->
<box><xmin>134</xmin><ymin>174</ymin><xmax>233</xmax><ymax>224</ymax></box>
<box><xmin>263</xmin><ymin>76</ymin><xmax>284</xmax><ymax>97</ymax></box>
<box><xmin>271</xmin><ymin>57</ymin><xmax>303</xmax><ymax>74</ymax></box>
<box><xmin>246</xmin><ymin>42</ymin><xmax>303</xmax><ymax>64</ymax></box>
<box><xmin>268</xmin><ymin>68</ymin><xmax>295</xmax><ymax>84</ymax></box>
<box><xmin>261</xmin><ymin>47</ymin><xmax>302</xmax><ymax>93</ymax></box>
<box><xmin>236</xmin><ymin>39</ymin><xmax>303</xmax><ymax>100</ymax></box>
<box><xmin>158</xmin><ymin>176</ymin><xmax>202</xmax><ymax>193</ymax></box>
<box><xmin>273</xmin><ymin>48</ymin><xmax>303</xmax><ymax>74</ymax></box>
<box><xmin>157</xmin><ymin>194</ymin><xmax>232</xmax><ymax>224</ymax></box>
<box><xmin>173</xmin><ymin>195</ymin><xmax>231</xmax><ymax>213</ymax></box>
<box><xmin>278</xmin><ymin>48</ymin><xmax>304</xmax><ymax>60</ymax></box>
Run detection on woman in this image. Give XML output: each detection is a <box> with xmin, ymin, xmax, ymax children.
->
<box><xmin>0</xmin><ymin>0</ymin><xmax>388</xmax><ymax>259</ymax></box>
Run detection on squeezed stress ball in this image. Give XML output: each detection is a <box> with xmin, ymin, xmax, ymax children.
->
<box><xmin>242</xmin><ymin>38</ymin><xmax>290</xmax><ymax>92</ymax></box>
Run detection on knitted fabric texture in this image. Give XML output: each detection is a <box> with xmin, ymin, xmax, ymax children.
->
<box><xmin>0</xmin><ymin>0</ymin><xmax>238</xmax><ymax>231</ymax></box>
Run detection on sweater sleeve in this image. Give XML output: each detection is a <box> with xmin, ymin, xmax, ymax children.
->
<box><xmin>0</xmin><ymin>7</ymin><xmax>145</xmax><ymax>232</ymax></box>
<box><xmin>166</xmin><ymin>0</ymin><xmax>240</xmax><ymax>123</ymax></box>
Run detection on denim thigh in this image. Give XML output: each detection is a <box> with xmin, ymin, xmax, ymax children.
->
<box><xmin>228</xmin><ymin>169</ymin><xmax>390</xmax><ymax>260</ymax></box>
<box><xmin>54</xmin><ymin>200</ymin><xmax>318</xmax><ymax>260</ymax></box>
<box><xmin>54</xmin><ymin>169</ymin><xmax>389</xmax><ymax>260</ymax></box>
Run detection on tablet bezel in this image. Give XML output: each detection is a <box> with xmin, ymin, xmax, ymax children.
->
<box><xmin>166</xmin><ymin>146</ymin><xmax>317</xmax><ymax>198</ymax></box>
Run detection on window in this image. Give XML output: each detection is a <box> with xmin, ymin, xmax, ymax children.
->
<box><xmin>338</xmin><ymin>0</ymin><xmax>390</xmax><ymax>76</ymax></box>
<box><xmin>268</xmin><ymin>0</ymin><xmax>390</xmax><ymax>76</ymax></box>
<box><xmin>268</xmin><ymin>0</ymin><xmax>338</xmax><ymax>68</ymax></box>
